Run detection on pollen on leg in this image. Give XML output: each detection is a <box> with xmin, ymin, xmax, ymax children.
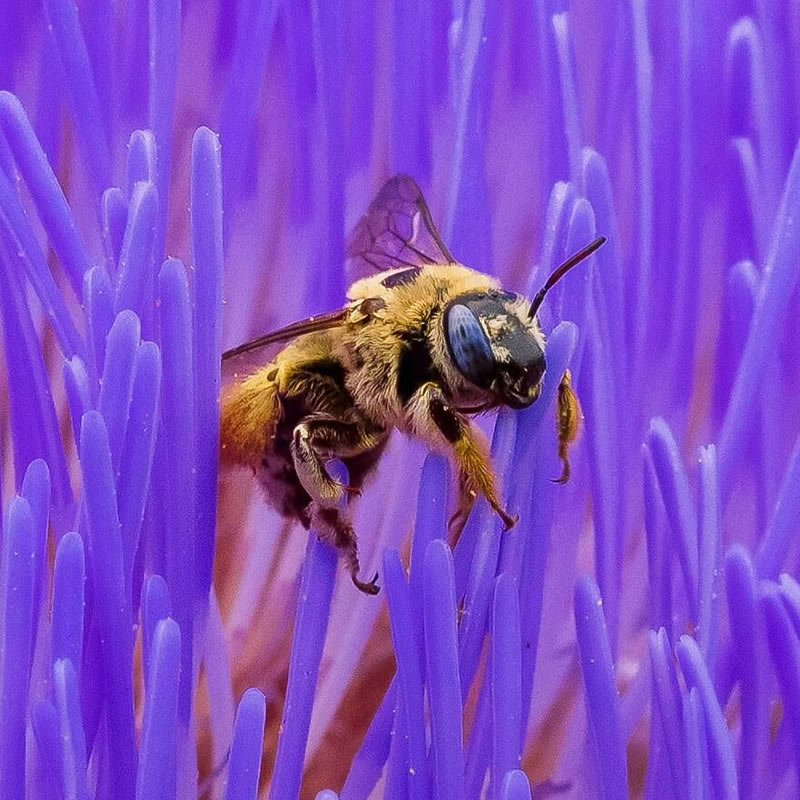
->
<box><xmin>293</xmin><ymin>424</ymin><xmax>311</xmax><ymax>459</ymax></box>
<box><xmin>291</xmin><ymin>423</ymin><xmax>345</xmax><ymax>505</ymax></box>
<box><xmin>555</xmin><ymin>369</ymin><xmax>582</xmax><ymax>483</ymax></box>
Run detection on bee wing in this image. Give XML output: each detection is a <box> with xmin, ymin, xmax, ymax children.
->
<box><xmin>222</xmin><ymin>307</ymin><xmax>352</xmax><ymax>362</ymax></box>
<box><xmin>221</xmin><ymin>297</ymin><xmax>385</xmax><ymax>372</ymax></box>
<box><xmin>346</xmin><ymin>174</ymin><xmax>454</xmax><ymax>281</ymax></box>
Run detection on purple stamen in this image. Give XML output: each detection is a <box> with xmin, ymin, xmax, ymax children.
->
<box><xmin>102</xmin><ymin>187</ymin><xmax>129</xmax><ymax>270</ymax></box>
<box><xmin>116</xmin><ymin>182</ymin><xmax>159</xmax><ymax>321</ymax></box>
<box><xmin>141</xmin><ymin>573</ymin><xmax>171</xmax><ymax>691</ymax></box>
<box><xmin>384</xmin><ymin>548</ymin><xmax>427</xmax><ymax>800</ymax></box>
<box><xmin>761</xmin><ymin>586</ymin><xmax>800</xmax><ymax>780</ymax></box>
<box><xmin>53</xmin><ymin>659</ymin><xmax>89</xmax><ymax>800</ymax></box>
<box><xmin>724</xmin><ymin>546</ymin><xmax>767</xmax><ymax>800</ymax></box>
<box><xmin>147</xmin><ymin>0</ymin><xmax>180</xmax><ymax>258</ymax></box>
<box><xmin>117</xmin><ymin>341</ymin><xmax>161</xmax><ymax>589</ymax></box>
<box><xmin>52</xmin><ymin>532</ymin><xmax>86</xmax><ymax>680</ymax></box>
<box><xmin>190</xmin><ymin>126</ymin><xmax>224</xmax><ymax>609</ymax></box>
<box><xmin>80</xmin><ymin>410</ymin><xmax>136</xmax><ymax>795</ymax></box>
<box><xmin>647</xmin><ymin>418</ymin><xmax>699</xmax><ymax>616</ymax></box>
<box><xmin>648</xmin><ymin>628</ymin><xmax>685</xmax><ymax>795</ymax></box>
<box><xmin>424</xmin><ymin>539</ymin><xmax>465</xmax><ymax>800</ymax></box>
<box><xmin>224</xmin><ymin>688</ymin><xmax>267</xmax><ymax>800</ymax></box>
<box><xmin>83</xmin><ymin>266</ymin><xmax>116</xmax><ymax>390</ymax></box>
<box><xmin>42</xmin><ymin>0</ymin><xmax>111</xmax><ymax>197</ymax></box>
<box><xmin>126</xmin><ymin>130</ymin><xmax>158</xmax><ymax>196</ymax></box>
<box><xmin>0</xmin><ymin>496</ymin><xmax>36</xmax><ymax>799</ymax></box>
<box><xmin>676</xmin><ymin>636</ymin><xmax>739</xmax><ymax>799</ymax></box>
<box><xmin>98</xmin><ymin>310</ymin><xmax>141</xmax><ymax>470</ymax></box>
<box><xmin>269</xmin><ymin>534</ymin><xmax>337</xmax><ymax>800</ymax></box>
<box><xmin>574</xmin><ymin>575</ymin><xmax>628</xmax><ymax>800</ymax></box>
<box><xmin>158</xmin><ymin>257</ymin><xmax>196</xmax><ymax>724</ymax></box>
<box><xmin>137</xmin><ymin>617</ymin><xmax>181</xmax><ymax>800</ymax></box>
<box><xmin>491</xmin><ymin>574</ymin><xmax>523</xmax><ymax>799</ymax></box>
<box><xmin>0</xmin><ymin>91</ymin><xmax>91</xmax><ymax>295</ymax></box>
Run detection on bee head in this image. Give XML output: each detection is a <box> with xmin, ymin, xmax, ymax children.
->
<box><xmin>444</xmin><ymin>236</ymin><xmax>606</xmax><ymax>408</ymax></box>
<box><xmin>443</xmin><ymin>292</ymin><xmax>546</xmax><ymax>409</ymax></box>
<box><xmin>442</xmin><ymin>236</ymin><xmax>607</xmax><ymax>409</ymax></box>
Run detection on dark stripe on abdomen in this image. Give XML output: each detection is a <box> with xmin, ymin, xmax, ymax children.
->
<box><xmin>381</xmin><ymin>267</ymin><xmax>421</xmax><ymax>288</ymax></box>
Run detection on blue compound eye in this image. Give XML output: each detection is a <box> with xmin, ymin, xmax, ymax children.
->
<box><xmin>445</xmin><ymin>303</ymin><xmax>494</xmax><ymax>386</ymax></box>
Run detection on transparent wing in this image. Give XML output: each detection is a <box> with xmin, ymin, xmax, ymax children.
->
<box><xmin>221</xmin><ymin>298</ymin><xmax>385</xmax><ymax>379</ymax></box>
<box><xmin>222</xmin><ymin>307</ymin><xmax>353</xmax><ymax>362</ymax></box>
<box><xmin>346</xmin><ymin>175</ymin><xmax>454</xmax><ymax>281</ymax></box>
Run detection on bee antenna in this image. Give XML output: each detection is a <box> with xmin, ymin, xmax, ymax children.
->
<box><xmin>528</xmin><ymin>235</ymin><xmax>607</xmax><ymax>319</ymax></box>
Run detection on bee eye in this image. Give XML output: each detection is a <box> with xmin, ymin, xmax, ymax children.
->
<box><xmin>444</xmin><ymin>303</ymin><xmax>494</xmax><ymax>386</ymax></box>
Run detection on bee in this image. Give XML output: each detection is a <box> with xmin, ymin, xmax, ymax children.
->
<box><xmin>220</xmin><ymin>175</ymin><xmax>605</xmax><ymax>595</ymax></box>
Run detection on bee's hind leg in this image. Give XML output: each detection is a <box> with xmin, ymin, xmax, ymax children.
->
<box><xmin>447</xmin><ymin>480</ymin><xmax>477</xmax><ymax>545</ymax></box>
<box><xmin>291</xmin><ymin>415</ymin><xmax>384</xmax><ymax>506</ymax></box>
<box><xmin>312</xmin><ymin>505</ymin><xmax>380</xmax><ymax>595</ymax></box>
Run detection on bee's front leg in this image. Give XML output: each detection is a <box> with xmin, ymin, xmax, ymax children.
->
<box><xmin>554</xmin><ymin>369</ymin><xmax>581</xmax><ymax>483</ymax></box>
<box><xmin>408</xmin><ymin>382</ymin><xmax>517</xmax><ymax>540</ymax></box>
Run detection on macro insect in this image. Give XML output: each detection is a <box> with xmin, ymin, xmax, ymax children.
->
<box><xmin>220</xmin><ymin>175</ymin><xmax>605</xmax><ymax>595</ymax></box>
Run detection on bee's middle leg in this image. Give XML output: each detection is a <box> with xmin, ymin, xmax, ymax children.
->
<box><xmin>291</xmin><ymin>415</ymin><xmax>384</xmax><ymax>594</ymax></box>
<box><xmin>291</xmin><ymin>415</ymin><xmax>382</xmax><ymax>507</ymax></box>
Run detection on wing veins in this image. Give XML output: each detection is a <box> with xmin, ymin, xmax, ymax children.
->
<box><xmin>346</xmin><ymin>175</ymin><xmax>455</xmax><ymax>280</ymax></box>
<box><xmin>222</xmin><ymin>309</ymin><xmax>351</xmax><ymax>361</ymax></box>
<box><xmin>415</xmin><ymin>195</ymin><xmax>454</xmax><ymax>263</ymax></box>
<box><xmin>386</xmin><ymin>226</ymin><xmax>437</xmax><ymax>264</ymax></box>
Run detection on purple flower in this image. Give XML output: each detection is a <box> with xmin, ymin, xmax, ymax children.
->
<box><xmin>0</xmin><ymin>2</ymin><xmax>799</xmax><ymax>799</ymax></box>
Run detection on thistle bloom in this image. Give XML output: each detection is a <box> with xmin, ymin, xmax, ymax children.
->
<box><xmin>0</xmin><ymin>2</ymin><xmax>799</xmax><ymax>799</ymax></box>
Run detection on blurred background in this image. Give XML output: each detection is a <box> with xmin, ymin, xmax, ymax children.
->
<box><xmin>1</xmin><ymin>0</ymin><xmax>800</xmax><ymax>798</ymax></box>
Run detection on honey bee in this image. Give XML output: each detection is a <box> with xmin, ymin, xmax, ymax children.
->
<box><xmin>220</xmin><ymin>176</ymin><xmax>605</xmax><ymax>594</ymax></box>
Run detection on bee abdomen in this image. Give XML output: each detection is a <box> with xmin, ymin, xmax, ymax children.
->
<box><xmin>220</xmin><ymin>367</ymin><xmax>281</xmax><ymax>470</ymax></box>
<box><xmin>259</xmin><ymin>450</ymin><xmax>312</xmax><ymax>522</ymax></box>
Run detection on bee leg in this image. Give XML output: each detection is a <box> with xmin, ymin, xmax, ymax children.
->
<box><xmin>292</xmin><ymin>416</ymin><xmax>384</xmax><ymax>506</ymax></box>
<box><xmin>409</xmin><ymin>382</ymin><xmax>518</xmax><ymax>533</ymax></box>
<box><xmin>292</xmin><ymin>423</ymin><xmax>346</xmax><ymax>506</ymax></box>
<box><xmin>447</xmin><ymin>482</ymin><xmax>476</xmax><ymax>545</ymax></box>
<box><xmin>554</xmin><ymin>369</ymin><xmax>581</xmax><ymax>484</ymax></box>
<box><xmin>312</xmin><ymin>506</ymin><xmax>380</xmax><ymax>595</ymax></box>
